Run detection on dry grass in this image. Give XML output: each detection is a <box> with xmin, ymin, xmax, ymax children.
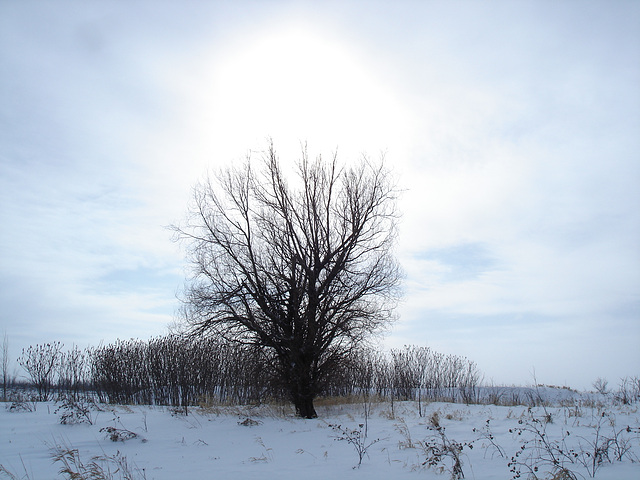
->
<box><xmin>49</xmin><ymin>441</ymin><xmax>147</xmax><ymax>480</ymax></box>
<box><xmin>314</xmin><ymin>394</ymin><xmax>387</xmax><ymax>407</ymax></box>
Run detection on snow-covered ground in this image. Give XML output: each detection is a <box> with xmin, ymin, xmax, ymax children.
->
<box><xmin>1</xmin><ymin>393</ymin><xmax>639</xmax><ymax>479</ymax></box>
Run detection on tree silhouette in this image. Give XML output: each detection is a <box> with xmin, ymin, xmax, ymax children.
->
<box><xmin>173</xmin><ymin>142</ymin><xmax>401</xmax><ymax>418</ymax></box>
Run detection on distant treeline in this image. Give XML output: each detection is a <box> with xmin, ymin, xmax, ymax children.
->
<box><xmin>10</xmin><ymin>337</ymin><xmax>484</xmax><ymax>406</ymax></box>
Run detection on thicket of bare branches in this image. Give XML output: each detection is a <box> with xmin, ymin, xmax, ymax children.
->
<box><xmin>9</xmin><ymin>338</ymin><xmax>640</xmax><ymax>411</ymax></box>
<box><xmin>90</xmin><ymin>340</ymin><xmax>484</xmax><ymax>407</ymax></box>
<box><xmin>91</xmin><ymin>336</ymin><xmax>275</xmax><ymax>406</ymax></box>
<box><xmin>8</xmin><ymin>338</ymin><xmax>482</xmax><ymax>408</ymax></box>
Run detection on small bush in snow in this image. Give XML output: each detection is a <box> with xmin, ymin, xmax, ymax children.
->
<box><xmin>55</xmin><ymin>395</ymin><xmax>97</xmax><ymax>425</ymax></box>
<box><xmin>329</xmin><ymin>422</ymin><xmax>382</xmax><ymax>468</ymax></box>
<box><xmin>472</xmin><ymin>419</ymin><xmax>505</xmax><ymax>459</ymax></box>
<box><xmin>100</xmin><ymin>426</ymin><xmax>139</xmax><ymax>443</ymax></box>
<box><xmin>508</xmin><ymin>406</ymin><xmax>639</xmax><ymax>479</ymax></box>
<box><xmin>7</xmin><ymin>395</ymin><xmax>37</xmax><ymax>413</ymax></box>
<box><xmin>417</xmin><ymin>425</ymin><xmax>473</xmax><ymax>479</ymax></box>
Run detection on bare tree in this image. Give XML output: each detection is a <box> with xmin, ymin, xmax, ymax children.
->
<box><xmin>592</xmin><ymin>377</ymin><xmax>609</xmax><ymax>395</ymax></box>
<box><xmin>2</xmin><ymin>332</ymin><xmax>9</xmax><ymax>400</ymax></box>
<box><xmin>173</xmin><ymin>142</ymin><xmax>401</xmax><ymax>418</ymax></box>
<box><xmin>19</xmin><ymin>342</ymin><xmax>63</xmax><ymax>401</ymax></box>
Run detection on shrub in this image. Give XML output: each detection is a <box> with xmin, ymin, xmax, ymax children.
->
<box><xmin>329</xmin><ymin>422</ymin><xmax>383</xmax><ymax>468</ymax></box>
<box><xmin>55</xmin><ymin>395</ymin><xmax>97</xmax><ymax>425</ymax></box>
<box><xmin>418</xmin><ymin>425</ymin><xmax>473</xmax><ymax>479</ymax></box>
<box><xmin>18</xmin><ymin>342</ymin><xmax>63</xmax><ymax>401</ymax></box>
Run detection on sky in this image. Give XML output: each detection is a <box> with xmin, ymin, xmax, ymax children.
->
<box><xmin>1</xmin><ymin>0</ymin><xmax>638</xmax><ymax>390</ymax></box>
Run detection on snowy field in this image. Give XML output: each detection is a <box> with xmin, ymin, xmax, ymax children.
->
<box><xmin>1</xmin><ymin>391</ymin><xmax>639</xmax><ymax>479</ymax></box>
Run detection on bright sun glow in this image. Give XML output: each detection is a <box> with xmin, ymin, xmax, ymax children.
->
<box><xmin>199</xmin><ymin>25</ymin><xmax>412</xmax><ymax>161</ymax></box>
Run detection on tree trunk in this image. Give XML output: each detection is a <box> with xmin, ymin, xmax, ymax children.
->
<box><xmin>293</xmin><ymin>394</ymin><xmax>317</xmax><ymax>419</ymax></box>
<box><xmin>286</xmin><ymin>356</ymin><xmax>319</xmax><ymax>418</ymax></box>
